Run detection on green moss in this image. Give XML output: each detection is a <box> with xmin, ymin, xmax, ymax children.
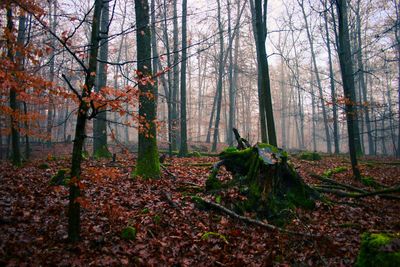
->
<box><xmin>189</xmin><ymin>151</ymin><xmax>202</xmax><ymax>157</ymax></box>
<box><xmin>153</xmin><ymin>214</ymin><xmax>161</xmax><ymax>225</ymax></box>
<box><xmin>93</xmin><ymin>145</ymin><xmax>112</xmax><ymax>159</ymax></box>
<box><xmin>323</xmin><ymin>166</ymin><xmax>347</xmax><ymax>178</ymax></box>
<box><xmin>50</xmin><ymin>169</ymin><xmax>69</xmax><ymax>186</ymax></box>
<box><xmin>38</xmin><ymin>163</ymin><xmax>50</xmax><ymax>169</ymax></box>
<box><xmin>201</xmin><ymin>232</ymin><xmax>229</xmax><ymax>244</ymax></box>
<box><xmin>121</xmin><ymin>226</ymin><xmax>137</xmax><ymax>240</ymax></box>
<box><xmin>132</xmin><ymin>143</ymin><xmax>160</xmax><ymax>179</ymax></box>
<box><xmin>191</xmin><ymin>195</ymin><xmax>208</xmax><ymax>210</ymax></box>
<box><xmin>206</xmin><ymin>175</ymin><xmax>222</xmax><ymax>191</ymax></box>
<box><xmin>81</xmin><ymin>150</ymin><xmax>89</xmax><ymax>160</ymax></box>
<box><xmin>355</xmin><ymin>232</ymin><xmax>400</xmax><ymax>267</ymax></box>
<box><xmin>141</xmin><ymin>208</ymin><xmax>149</xmax><ymax>214</ymax></box>
<box><xmin>299</xmin><ymin>151</ymin><xmax>322</xmax><ymax>161</ymax></box>
<box><xmin>361</xmin><ymin>176</ymin><xmax>380</xmax><ymax>189</ymax></box>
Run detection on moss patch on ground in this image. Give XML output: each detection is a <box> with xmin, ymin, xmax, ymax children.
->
<box><xmin>355</xmin><ymin>232</ymin><xmax>400</xmax><ymax>267</ymax></box>
<box><xmin>298</xmin><ymin>151</ymin><xmax>322</xmax><ymax>161</ymax></box>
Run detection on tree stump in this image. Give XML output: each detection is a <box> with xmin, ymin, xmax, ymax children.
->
<box><xmin>207</xmin><ymin>143</ymin><xmax>318</xmax><ymax>223</ymax></box>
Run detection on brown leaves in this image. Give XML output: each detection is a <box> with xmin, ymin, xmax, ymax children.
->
<box><xmin>0</xmin><ymin>154</ymin><xmax>399</xmax><ymax>266</ymax></box>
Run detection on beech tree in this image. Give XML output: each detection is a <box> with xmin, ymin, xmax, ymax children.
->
<box><xmin>335</xmin><ymin>0</ymin><xmax>361</xmax><ymax>179</ymax></box>
<box><xmin>134</xmin><ymin>0</ymin><xmax>160</xmax><ymax>178</ymax></box>
<box><xmin>93</xmin><ymin>0</ymin><xmax>111</xmax><ymax>159</ymax></box>
<box><xmin>179</xmin><ymin>0</ymin><xmax>188</xmax><ymax>156</ymax></box>
<box><xmin>6</xmin><ymin>7</ymin><xmax>22</xmax><ymax>166</ymax></box>
<box><xmin>251</xmin><ymin>0</ymin><xmax>277</xmax><ymax>146</ymax></box>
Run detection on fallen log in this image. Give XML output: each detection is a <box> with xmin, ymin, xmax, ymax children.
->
<box><xmin>314</xmin><ymin>186</ymin><xmax>400</xmax><ymax>200</ymax></box>
<box><xmin>310</xmin><ymin>173</ymin><xmax>367</xmax><ymax>193</ymax></box>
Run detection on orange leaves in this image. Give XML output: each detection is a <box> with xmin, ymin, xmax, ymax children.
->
<box><xmin>75</xmin><ymin>197</ymin><xmax>91</xmax><ymax>209</ymax></box>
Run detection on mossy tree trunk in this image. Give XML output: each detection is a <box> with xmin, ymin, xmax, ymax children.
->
<box><xmin>133</xmin><ymin>0</ymin><xmax>160</xmax><ymax>179</ymax></box>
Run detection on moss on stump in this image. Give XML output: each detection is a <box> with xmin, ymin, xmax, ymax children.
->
<box><xmin>355</xmin><ymin>232</ymin><xmax>400</xmax><ymax>267</ymax></box>
<box><xmin>208</xmin><ymin>144</ymin><xmax>317</xmax><ymax>223</ymax></box>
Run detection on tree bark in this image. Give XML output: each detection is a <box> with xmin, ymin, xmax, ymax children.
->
<box><xmin>68</xmin><ymin>0</ymin><xmax>103</xmax><ymax>242</ymax></box>
<box><xmin>355</xmin><ymin>0</ymin><xmax>374</xmax><ymax>155</ymax></box>
<box><xmin>323</xmin><ymin>1</ymin><xmax>340</xmax><ymax>154</ymax></box>
<box><xmin>299</xmin><ymin>0</ymin><xmax>331</xmax><ymax>153</ymax></box>
<box><xmin>211</xmin><ymin>0</ymin><xmax>225</xmax><ymax>152</ymax></box>
<box><xmin>252</xmin><ymin>0</ymin><xmax>277</xmax><ymax>146</ymax></box>
<box><xmin>134</xmin><ymin>0</ymin><xmax>160</xmax><ymax>178</ymax></box>
<box><xmin>47</xmin><ymin>0</ymin><xmax>57</xmax><ymax>148</ymax></box>
<box><xmin>335</xmin><ymin>0</ymin><xmax>361</xmax><ymax>179</ymax></box>
<box><xmin>171</xmin><ymin>0</ymin><xmax>180</xmax><ymax>151</ymax></box>
<box><xmin>7</xmin><ymin>7</ymin><xmax>22</xmax><ymax>166</ymax></box>
<box><xmin>179</xmin><ymin>0</ymin><xmax>188</xmax><ymax>156</ymax></box>
<box><xmin>93</xmin><ymin>0</ymin><xmax>110</xmax><ymax>158</ymax></box>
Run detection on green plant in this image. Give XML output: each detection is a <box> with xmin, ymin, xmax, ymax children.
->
<box><xmin>361</xmin><ymin>176</ymin><xmax>380</xmax><ymax>189</ymax></box>
<box><xmin>299</xmin><ymin>151</ymin><xmax>321</xmax><ymax>161</ymax></box>
<box><xmin>190</xmin><ymin>151</ymin><xmax>202</xmax><ymax>157</ymax></box>
<box><xmin>201</xmin><ymin>231</ymin><xmax>229</xmax><ymax>244</ymax></box>
<box><xmin>50</xmin><ymin>169</ymin><xmax>69</xmax><ymax>186</ymax></box>
<box><xmin>38</xmin><ymin>163</ymin><xmax>50</xmax><ymax>169</ymax></box>
<box><xmin>355</xmin><ymin>232</ymin><xmax>400</xmax><ymax>267</ymax></box>
<box><xmin>121</xmin><ymin>226</ymin><xmax>137</xmax><ymax>240</ymax></box>
<box><xmin>153</xmin><ymin>214</ymin><xmax>161</xmax><ymax>225</ymax></box>
<box><xmin>323</xmin><ymin>166</ymin><xmax>347</xmax><ymax>178</ymax></box>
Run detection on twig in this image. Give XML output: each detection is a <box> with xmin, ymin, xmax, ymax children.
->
<box><xmin>161</xmin><ymin>164</ymin><xmax>176</xmax><ymax>180</ymax></box>
<box><xmin>195</xmin><ymin>197</ymin><xmax>317</xmax><ymax>237</ymax></box>
<box><xmin>314</xmin><ymin>187</ymin><xmax>400</xmax><ymax>200</ymax></box>
<box><xmin>162</xmin><ymin>190</ymin><xmax>180</xmax><ymax>209</ymax></box>
<box><xmin>310</xmin><ymin>173</ymin><xmax>366</xmax><ymax>193</ymax></box>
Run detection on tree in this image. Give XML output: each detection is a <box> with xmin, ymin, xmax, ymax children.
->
<box><xmin>47</xmin><ymin>0</ymin><xmax>57</xmax><ymax>148</ymax></box>
<box><xmin>335</xmin><ymin>0</ymin><xmax>361</xmax><ymax>179</ymax></box>
<box><xmin>394</xmin><ymin>0</ymin><xmax>400</xmax><ymax>158</ymax></box>
<box><xmin>6</xmin><ymin>6</ymin><xmax>22</xmax><ymax>166</ymax></box>
<box><xmin>211</xmin><ymin>0</ymin><xmax>225</xmax><ymax>152</ymax></box>
<box><xmin>134</xmin><ymin>0</ymin><xmax>160</xmax><ymax>178</ymax></box>
<box><xmin>323</xmin><ymin>0</ymin><xmax>340</xmax><ymax>154</ymax></box>
<box><xmin>179</xmin><ymin>0</ymin><xmax>188</xmax><ymax>156</ymax></box>
<box><xmin>298</xmin><ymin>0</ymin><xmax>332</xmax><ymax>153</ymax></box>
<box><xmin>67</xmin><ymin>0</ymin><xmax>103</xmax><ymax>242</ymax></box>
<box><xmin>171</xmin><ymin>0</ymin><xmax>180</xmax><ymax>151</ymax></box>
<box><xmin>354</xmin><ymin>0</ymin><xmax>374</xmax><ymax>155</ymax></box>
<box><xmin>251</xmin><ymin>0</ymin><xmax>277</xmax><ymax>146</ymax></box>
<box><xmin>93</xmin><ymin>0</ymin><xmax>111</xmax><ymax>159</ymax></box>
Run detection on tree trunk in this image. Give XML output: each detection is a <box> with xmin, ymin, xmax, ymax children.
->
<box><xmin>134</xmin><ymin>0</ymin><xmax>160</xmax><ymax>178</ymax></box>
<box><xmin>68</xmin><ymin>0</ymin><xmax>103</xmax><ymax>242</ymax></box>
<box><xmin>252</xmin><ymin>0</ymin><xmax>277</xmax><ymax>146</ymax></box>
<box><xmin>249</xmin><ymin>0</ymin><xmax>267</xmax><ymax>143</ymax></box>
<box><xmin>395</xmin><ymin>0</ymin><xmax>400</xmax><ymax>158</ymax></box>
<box><xmin>355</xmin><ymin>0</ymin><xmax>374</xmax><ymax>155</ymax></box>
<box><xmin>171</xmin><ymin>0</ymin><xmax>179</xmax><ymax>151</ymax></box>
<box><xmin>211</xmin><ymin>0</ymin><xmax>225</xmax><ymax>152</ymax></box>
<box><xmin>336</xmin><ymin>0</ymin><xmax>361</xmax><ymax>179</ymax></box>
<box><xmin>93</xmin><ymin>0</ymin><xmax>110</xmax><ymax>159</ymax></box>
<box><xmin>46</xmin><ymin>0</ymin><xmax>57</xmax><ymax>148</ymax></box>
<box><xmin>299</xmin><ymin>0</ymin><xmax>331</xmax><ymax>153</ymax></box>
<box><xmin>179</xmin><ymin>0</ymin><xmax>188</xmax><ymax>156</ymax></box>
<box><xmin>7</xmin><ymin>7</ymin><xmax>22</xmax><ymax>166</ymax></box>
<box><xmin>323</xmin><ymin>2</ymin><xmax>340</xmax><ymax>154</ymax></box>
<box><xmin>162</xmin><ymin>0</ymin><xmax>174</xmax><ymax>155</ymax></box>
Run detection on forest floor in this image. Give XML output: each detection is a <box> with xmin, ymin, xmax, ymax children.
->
<box><xmin>0</xmin><ymin>151</ymin><xmax>399</xmax><ymax>266</ymax></box>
